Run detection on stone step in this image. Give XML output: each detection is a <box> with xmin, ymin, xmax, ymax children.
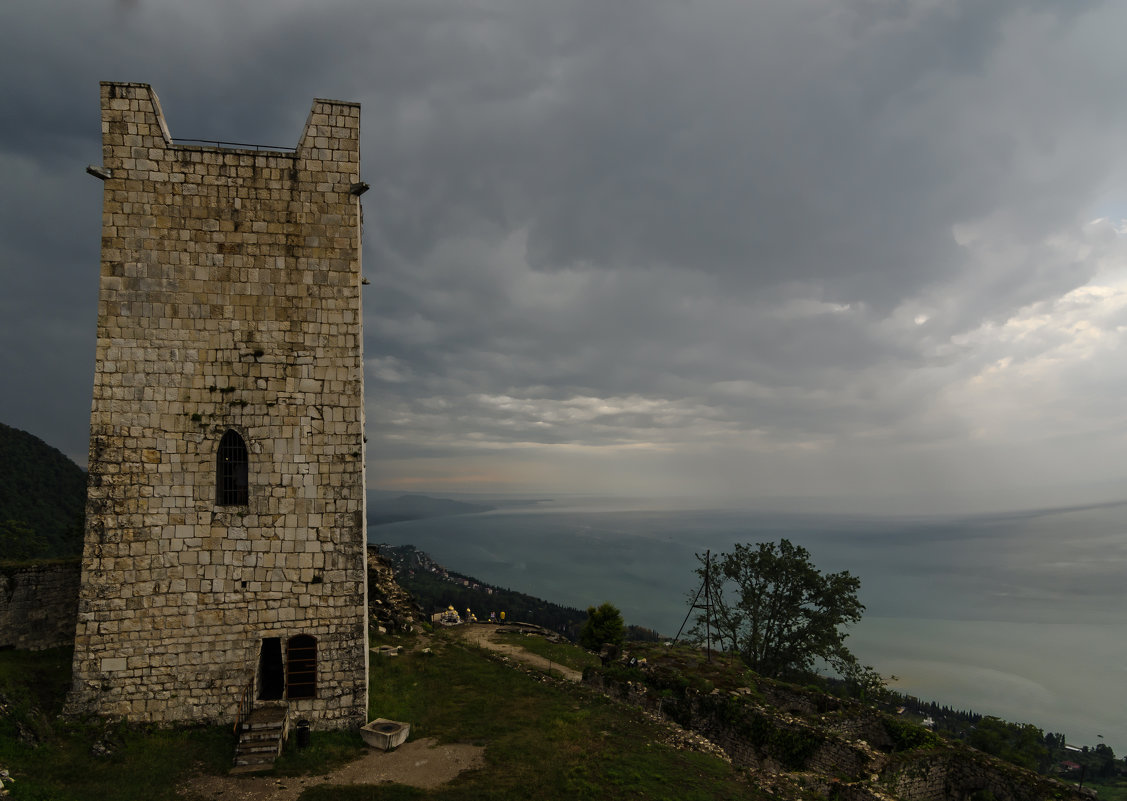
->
<box><xmin>240</xmin><ymin>728</ymin><xmax>283</xmax><ymax>741</ymax></box>
<box><xmin>242</xmin><ymin>717</ymin><xmax>284</xmax><ymax>726</ymax></box>
<box><xmin>237</xmin><ymin>730</ymin><xmax>284</xmax><ymax>749</ymax></box>
<box><xmin>237</xmin><ymin>741</ymin><xmax>281</xmax><ymax>755</ymax></box>
<box><xmin>232</xmin><ymin>705</ymin><xmax>288</xmax><ymax>773</ymax></box>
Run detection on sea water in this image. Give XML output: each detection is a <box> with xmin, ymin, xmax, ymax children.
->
<box><xmin>369</xmin><ymin>497</ymin><xmax>1127</xmax><ymax>751</ymax></box>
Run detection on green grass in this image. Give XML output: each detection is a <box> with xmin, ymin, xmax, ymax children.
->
<box><xmin>308</xmin><ymin>632</ymin><xmax>766</xmax><ymax>801</ymax></box>
<box><xmin>9</xmin><ymin>724</ymin><xmax>232</xmax><ymax>801</ymax></box>
<box><xmin>624</xmin><ymin>642</ymin><xmax>752</xmax><ymax>691</ymax></box>
<box><xmin>274</xmin><ymin>729</ymin><xmax>368</xmax><ymax>776</ymax></box>
<box><xmin>0</xmin><ymin>635</ymin><xmax>763</xmax><ymax>801</ymax></box>
<box><xmin>492</xmin><ymin>631</ymin><xmax>601</xmax><ymax>673</ymax></box>
<box><xmin>1084</xmin><ymin>779</ymin><xmax>1127</xmax><ymax>801</ymax></box>
<box><xmin>0</xmin><ymin>647</ymin><xmax>232</xmax><ymax>801</ymax></box>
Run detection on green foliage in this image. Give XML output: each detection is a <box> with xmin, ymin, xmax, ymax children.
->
<box><xmin>965</xmin><ymin>716</ymin><xmax>1048</xmax><ymax>772</ymax></box>
<box><xmin>645</xmin><ymin>663</ymin><xmax>714</xmax><ymax>697</ymax></box>
<box><xmin>599</xmin><ymin>663</ymin><xmax>647</xmax><ymax>685</ymax></box>
<box><xmin>579</xmin><ymin>602</ymin><xmax>625</xmax><ymax>651</ymax></box>
<box><xmin>0</xmin><ymin>519</ymin><xmax>49</xmax><ymax>561</ymax></box>
<box><xmin>835</xmin><ymin>662</ymin><xmax>893</xmax><ymax>704</ymax></box>
<box><xmin>881</xmin><ymin>717</ymin><xmax>942</xmax><ymax>752</ymax></box>
<box><xmin>689</xmin><ymin>540</ymin><xmax>864</xmax><ymax>679</ymax></box>
<box><xmin>625</xmin><ymin>624</ymin><xmax>663</xmax><ymax>642</ymax></box>
<box><xmin>0</xmin><ymin>423</ymin><xmax>86</xmax><ymax>560</ymax></box>
<box><xmin>712</xmin><ymin>697</ymin><xmax>822</xmax><ymax>771</ymax></box>
<box><xmin>1091</xmin><ymin>743</ymin><xmax>1120</xmax><ymax>777</ymax></box>
<box><xmin>624</xmin><ymin>641</ymin><xmax>753</xmax><ymax>699</ymax></box>
<box><xmin>1049</xmin><ymin>739</ymin><xmax>1122</xmax><ymax>781</ymax></box>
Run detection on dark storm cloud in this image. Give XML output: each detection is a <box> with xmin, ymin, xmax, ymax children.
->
<box><xmin>3</xmin><ymin>0</ymin><xmax>1127</xmax><ymax>504</ymax></box>
<box><xmin>362</xmin><ymin>1</ymin><xmax>1105</xmax><ymax>307</ymax></box>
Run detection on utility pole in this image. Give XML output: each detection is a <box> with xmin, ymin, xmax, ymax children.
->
<box><xmin>702</xmin><ymin>550</ymin><xmax>713</xmax><ymax>662</ymax></box>
<box><xmin>674</xmin><ymin>550</ymin><xmax>714</xmax><ymax>662</ymax></box>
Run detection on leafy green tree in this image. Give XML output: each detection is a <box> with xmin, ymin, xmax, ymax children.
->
<box><xmin>1044</xmin><ymin>731</ymin><xmax>1067</xmax><ymax>756</ymax></box>
<box><xmin>0</xmin><ymin>519</ymin><xmax>49</xmax><ymax>561</ymax></box>
<box><xmin>579</xmin><ymin>602</ymin><xmax>625</xmax><ymax>651</ymax></box>
<box><xmin>965</xmin><ymin>717</ymin><xmax>1048</xmax><ymax>772</ymax></box>
<box><xmin>689</xmin><ymin>539</ymin><xmax>864</xmax><ymax>679</ymax></box>
<box><xmin>1092</xmin><ymin>742</ymin><xmax>1117</xmax><ymax>778</ymax></box>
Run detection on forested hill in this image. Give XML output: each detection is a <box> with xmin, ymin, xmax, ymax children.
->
<box><xmin>375</xmin><ymin>543</ymin><xmax>663</xmax><ymax>642</ymax></box>
<box><xmin>376</xmin><ymin>543</ymin><xmax>586</xmax><ymax>635</ymax></box>
<box><xmin>0</xmin><ymin>422</ymin><xmax>86</xmax><ymax>560</ymax></box>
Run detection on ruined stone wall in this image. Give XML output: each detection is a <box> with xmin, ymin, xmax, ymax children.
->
<box><xmin>68</xmin><ymin>82</ymin><xmax>368</xmax><ymax>727</ymax></box>
<box><xmin>0</xmin><ymin>561</ymin><xmax>80</xmax><ymax>651</ymax></box>
<box><xmin>586</xmin><ymin>672</ymin><xmax>1083</xmax><ymax>801</ymax></box>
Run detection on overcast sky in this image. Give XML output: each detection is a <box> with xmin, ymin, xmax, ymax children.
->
<box><xmin>4</xmin><ymin>0</ymin><xmax>1127</xmax><ymax>512</ymax></box>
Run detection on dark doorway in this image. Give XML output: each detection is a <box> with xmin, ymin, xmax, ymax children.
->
<box><xmin>258</xmin><ymin>637</ymin><xmax>284</xmax><ymax>701</ymax></box>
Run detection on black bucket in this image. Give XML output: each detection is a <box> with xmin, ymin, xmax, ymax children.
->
<box><xmin>295</xmin><ymin>719</ymin><xmax>311</xmax><ymax>749</ymax></box>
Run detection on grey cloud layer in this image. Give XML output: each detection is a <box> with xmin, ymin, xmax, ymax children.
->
<box><xmin>3</xmin><ymin>0</ymin><xmax>1127</xmax><ymax>506</ymax></box>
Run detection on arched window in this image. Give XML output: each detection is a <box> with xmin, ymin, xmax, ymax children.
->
<box><xmin>216</xmin><ymin>430</ymin><xmax>248</xmax><ymax>506</ymax></box>
<box><xmin>286</xmin><ymin>635</ymin><xmax>317</xmax><ymax>699</ymax></box>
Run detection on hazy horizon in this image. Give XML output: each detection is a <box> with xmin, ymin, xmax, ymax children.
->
<box><xmin>368</xmin><ymin>484</ymin><xmax>1127</xmax><ymax>518</ymax></box>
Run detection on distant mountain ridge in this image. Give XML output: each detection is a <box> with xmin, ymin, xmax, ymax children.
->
<box><xmin>367</xmin><ymin>493</ymin><xmax>494</xmax><ymax>526</ymax></box>
<box><xmin>0</xmin><ymin>423</ymin><xmax>86</xmax><ymax>560</ymax></box>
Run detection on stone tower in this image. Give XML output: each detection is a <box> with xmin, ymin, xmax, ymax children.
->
<box><xmin>68</xmin><ymin>82</ymin><xmax>368</xmax><ymax>728</ymax></box>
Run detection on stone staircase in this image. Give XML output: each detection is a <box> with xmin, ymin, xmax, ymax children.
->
<box><xmin>232</xmin><ymin>704</ymin><xmax>289</xmax><ymax>773</ymax></box>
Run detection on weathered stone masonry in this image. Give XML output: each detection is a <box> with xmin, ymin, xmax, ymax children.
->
<box><xmin>0</xmin><ymin>561</ymin><xmax>81</xmax><ymax>651</ymax></box>
<box><xmin>67</xmin><ymin>82</ymin><xmax>368</xmax><ymax>727</ymax></box>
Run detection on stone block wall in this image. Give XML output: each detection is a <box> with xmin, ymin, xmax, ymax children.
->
<box><xmin>67</xmin><ymin>82</ymin><xmax>368</xmax><ymax>727</ymax></box>
<box><xmin>0</xmin><ymin>561</ymin><xmax>80</xmax><ymax>651</ymax></box>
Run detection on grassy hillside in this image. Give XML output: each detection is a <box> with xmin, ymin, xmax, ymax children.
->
<box><xmin>342</xmin><ymin>633</ymin><xmax>764</xmax><ymax>801</ymax></box>
<box><xmin>0</xmin><ymin>423</ymin><xmax>86</xmax><ymax>560</ymax></box>
<box><xmin>0</xmin><ymin>629</ymin><xmax>1109</xmax><ymax>800</ymax></box>
<box><xmin>0</xmin><ymin>633</ymin><xmax>763</xmax><ymax>801</ymax></box>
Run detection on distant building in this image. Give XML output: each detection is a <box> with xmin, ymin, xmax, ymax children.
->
<box><xmin>67</xmin><ymin>82</ymin><xmax>369</xmax><ymax>728</ymax></box>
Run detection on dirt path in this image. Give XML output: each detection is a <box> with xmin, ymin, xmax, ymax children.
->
<box><xmin>450</xmin><ymin>624</ymin><xmax>584</xmax><ymax>682</ymax></box>
<box><xmin>178</xmin><ymin>738</ymin><xmax>485</xmax><ymax>801</ymax></box>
